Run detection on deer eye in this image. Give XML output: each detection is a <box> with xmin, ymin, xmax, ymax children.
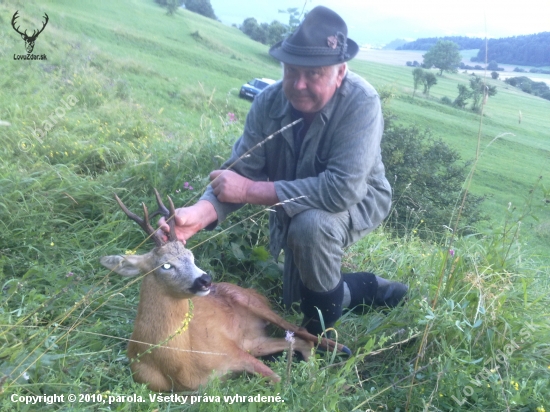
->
<box><xmin>162</xmin><ymin>263</ymin><xmax>172</xmax><ymax>270</ymax></box>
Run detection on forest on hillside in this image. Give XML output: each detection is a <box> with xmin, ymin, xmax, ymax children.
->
<box><xmin>471</xmin><ymin>32</ymin><xmax>550</xmax><ymax>66</ymax></box>
<box><xmin>397</xmin><ymin>36</ymin><xmax>484</xmax><ymax>51</ymax></box>
<box><xmin>398</xmin><ymin>33</ymin><xmax>550</xmax><ymax>67</ymax></box>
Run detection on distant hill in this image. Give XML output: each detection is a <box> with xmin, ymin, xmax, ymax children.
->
<box><xmin>397</xmin><ymin>36</ymin><xmax>484</xmax><ymax>51</ymax></box>
<box><xmin>471</xmin><ymin>32</ymin><xmax>550</xmax><ymax>66</ymax></box>
<box><xmin>382</xmin><ymin>39</ymin><xmax>408</xmax><ymax>50</ymax></box>
<box><xmin>398</xmin><ymin>33</ymin><xmax>550</xmax><ymax>67</ymax></box>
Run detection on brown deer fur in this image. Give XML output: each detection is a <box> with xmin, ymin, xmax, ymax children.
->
<box><xmin>101</xmin><ymin>193</ymin><xmax>350</xmax><ymax>392</ymax></box>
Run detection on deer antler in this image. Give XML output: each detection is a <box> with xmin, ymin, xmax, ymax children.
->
<box><xmin>30</xmin><ymin>13</ymin><xmax>49</xmax><ymax>40</ymax></box>
<box><xmin>11</xmin><ymin>11</ymin><xmax>26</xmax><ymax>37</ymax></box>
<box><xmin>11</xmin><ymin>11</ymin><xmax>48</xmax><ymax>39</ymax></box>
<box><xmin>114</xmin><ymin>189</ymin><xmax>177</xmax><ymax>246</ymax></box>
<box><xmin>149</xmin><ymin>188</ymin><xmax>178</xmax><ymax>243</ymax></box>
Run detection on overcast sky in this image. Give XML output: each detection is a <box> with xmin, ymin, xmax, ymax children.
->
<box><xmin>210</xmin><ymin>0</ymin><xmax>550</xmax><ymax>47</ymax></box>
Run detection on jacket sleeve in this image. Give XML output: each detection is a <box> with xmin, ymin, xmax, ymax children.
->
<box><xmin>199</xmin><ymin>96</ymin><xmax>270</xmax><ymax>226</ymax></box>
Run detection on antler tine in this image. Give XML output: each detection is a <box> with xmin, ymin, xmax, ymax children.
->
<box><xmin>166</xmin><ymin>195</ymin><xmax>178</xmax><ymax>243</ymax></box>
<box><xmin>35</xmin><ymin>13</ymin><xmax>49</xmax><ymax>37</ymax></box>
<box><xmin>11</xmin><ymin>11</ymin><xmax>26</xmax><ymax>36</ymax></box>
<box><xmin>150</xmin><ymin>188</ymin><xmax>170</xmax><ymax>218</ymax></box>
<box><xmin>150</xmin><ymin>188</ymin><xmax>178</xmax><ymax>243</ymax></box>
<box><xmin>114</xmin><ymin>193</ymin><xmax>164</xmax><ymax>247</ymax></box>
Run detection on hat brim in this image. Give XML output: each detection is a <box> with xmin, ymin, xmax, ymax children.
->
<box><xmin>269</xmin><ymin>38</ymin><xmax>359</xmax><ymax>67</ymax></box>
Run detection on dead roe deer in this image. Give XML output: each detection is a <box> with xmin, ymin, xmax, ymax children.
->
<box><xmin>100</xmin><ymin>190</ymin><xmax>350</xmax><ymax>391</ymax></box>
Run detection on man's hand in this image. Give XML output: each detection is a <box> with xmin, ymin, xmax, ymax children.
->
<box><xmin>209</xmin><ymin>170</ymin><xmax>253</xmax><ymax>204</ymax></box>
<box><xmin>209</xmin><ymin>170</ymin><xmax>279</xmax><ymax>206</ymax></box>
<box><xmin>158</xmin><ymin>200</ymin><xmax>217</xmax><ymax>243</ymax></box>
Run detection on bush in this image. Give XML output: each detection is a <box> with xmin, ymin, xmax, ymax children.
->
<box><xmin>183</xmin><ymin>0</ymin><xmax>217</xmax><ymax>20</ymax></box>
<box><xmin>381</xmin><ymin>123</ymin><xmax>486</xmax><ymax>238</ymax></box>
<box><xmin>440</xmin><ymin>96</ymin><xmax>453</xmax><ymax>105</ymax></box>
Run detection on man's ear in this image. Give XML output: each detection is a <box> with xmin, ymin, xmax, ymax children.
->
<box><xmin>100</xmin><ymin>255</ymin><xmax>146</xmax><ymax>277</ymax></box>
<box><xmin>336</xmin><ymin>62</ymin><xmax>347</xmax><ymax>88</ymax></box>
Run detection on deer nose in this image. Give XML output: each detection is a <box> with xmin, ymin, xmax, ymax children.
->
<box><xmin>193</xmin><ymin>273</ymin><xmax>212</xmax><ymax>292</ymax></box>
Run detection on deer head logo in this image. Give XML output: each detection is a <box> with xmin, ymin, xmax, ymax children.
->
<box><xmin>11</xmin><ymin>11</ymin><xmax>49</xmax><ymax>54</ymax></box>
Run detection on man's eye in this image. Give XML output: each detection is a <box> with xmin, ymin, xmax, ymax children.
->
<box><xmin>162</xmin><ymin>263</ymin><xmax>172</xmax><ymax>270</ymax></box>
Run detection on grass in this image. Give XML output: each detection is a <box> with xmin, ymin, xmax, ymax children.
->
<box><xmin>0</xmin><ymin>0</ymin><xmax>549</xmax><ymax>410</ymax></box>
<box><xmin>348</xmin><ymin>59</ymin><xmax>550</xmax><ymax>258</ymax></box>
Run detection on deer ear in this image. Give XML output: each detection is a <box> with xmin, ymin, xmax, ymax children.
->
<box><xmin>100</xmin><ymin>255</ymin><xmax>145</xmax><ymax>277</ymax></box>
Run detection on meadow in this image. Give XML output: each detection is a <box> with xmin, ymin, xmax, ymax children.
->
<box><xmin>1</xmin><ymin>0</ymin><xmax>549</xmax><ymax>411</ymax></box>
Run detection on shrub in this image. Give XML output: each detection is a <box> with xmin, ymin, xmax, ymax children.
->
<box><xmin>440</xmin><ymin>96</ymin><xmax>452</xmax><ymax>105</ymax></box>
<box><xmin>381</xmin><ymin>123</ymin><xmax>486</xmax><ymax>238</ymax></box>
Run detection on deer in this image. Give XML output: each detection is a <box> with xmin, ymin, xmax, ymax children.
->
<box><xmin>11</xmin><ymin>11</ymin><xmax>49</xmax><ymax>54</ymax></box>
<box><xmin>100</xmin><ymin>190</ymin><xmax>351</xmax><ymax>392</ymax></box>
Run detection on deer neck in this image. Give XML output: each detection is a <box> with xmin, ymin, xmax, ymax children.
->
<box><xmin>133</xmin><ymin>274</ymin><xmax>193</xmax><ymax>342</ymax></box>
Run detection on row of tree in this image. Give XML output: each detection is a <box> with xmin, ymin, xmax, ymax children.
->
<box><xmin>471</xmin><ymin>32</ymin><xmax>550</xmax><ymax>66</ymax></box>
<box><xmin>155</xmin><ymin>0</ymin><xmax>217</xmax><ymax>19</ymax></box>
<box><xmin>397</xmin><ymin>36</ymin><xmax>484</xmax><ymax>51</ymax></box>
<box><xmin>504</xmin><ymin>76</ymin><xmax>550</xmax><ymax>101</ymax></box>
<box><xmin>238</xmin><ymin>8</ymin><xmax>303</xmax><ymax>46</ymax></box>
<box><xmin>410</xmin><ymin>62</ymin><xmax>498</xmax><ymax>113</ymax></box>
<box><xmin>399</xmin><ymin>33</ymin><xmax>550</xmax><ymax>67</ymax></box>
<box><xmin>239</xmin><ymin>18</ymin><xmax>287</xmax><ymax>46</ymax></box>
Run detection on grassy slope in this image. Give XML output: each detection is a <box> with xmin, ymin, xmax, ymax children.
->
<box><xmin>349</xmin><ymin>59</ymin><xmax>550</xmax><ymax>258</ymax></box>
<box><xmin>1</xmin><ymin>1</ymin><xmax>549</xmax><ymax>411</ymax></box>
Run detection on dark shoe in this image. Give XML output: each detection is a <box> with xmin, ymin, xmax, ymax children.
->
<box><xmin>343</xmin><ymin>272</ymin><xmax>408</xmax><ymax>309</ymax></box>
<box><xmin>374</xmin><ymin>275</ymin><xmax>408</xmax><ymax>307</ymax></box>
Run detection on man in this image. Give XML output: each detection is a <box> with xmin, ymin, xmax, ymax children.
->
<box><xmin>160</xmin><ymin>6</ymin><xmax>407</xmax><ymax>336</ymax></box>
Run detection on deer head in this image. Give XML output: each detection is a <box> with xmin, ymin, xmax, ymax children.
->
<box><xmin>11</xmin><ymin>11</ymin><xmax>49</xmax><ymax>54</ymax></box>
<box><xmin>100</xmin><ymin>189</ymin><xmax>212</xmax><ymax>298</ymax></box>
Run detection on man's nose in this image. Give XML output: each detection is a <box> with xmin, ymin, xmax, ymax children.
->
<box><xmin>293</xmin><ymin>74</ymin><xmax>307</xmax><ymax>90</ymax></box>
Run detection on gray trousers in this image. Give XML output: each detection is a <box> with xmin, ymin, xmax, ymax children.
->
<box><xmin>282</xmin><ymin>208</ymin><xmax>374</xmax><ymax>308</ymax></box>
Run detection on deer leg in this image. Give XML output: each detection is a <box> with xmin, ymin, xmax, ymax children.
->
<box><xmin>246</xmin><ymin>336</ymin><xmax>313</xmax><ymax>360</ymax></box>
<box><xmin>231</xmin><ymin>350</ymin><xmax>281</xmax><ymax>382</ymax></box>
<box><xmin>130</xmin><ymin>362</ymin><xmax>173</xmax><ymax>392</ymax></box>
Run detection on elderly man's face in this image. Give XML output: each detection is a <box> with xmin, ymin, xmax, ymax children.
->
<box><xmin>283</xmin><ymin>63</ymin><xmax>346</xmax><ymax>114</ymax></box>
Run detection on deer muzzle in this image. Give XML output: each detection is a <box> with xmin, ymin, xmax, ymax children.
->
<box><xmin>190</xmin><ymin>273</ymin><xmax>212</xmax><ymax>295</ymax></box>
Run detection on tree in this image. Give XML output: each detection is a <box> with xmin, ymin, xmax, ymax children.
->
<box><xmin>422</xmin><ymin>40</ymin><xmax>462</xmax><ymax>76</ymax></box>
<box><xmin>491</xmin><ymin>71</ymin><xmax>499</xmax><ymax>80</ymax></box>
<box><xmin>278</xmin><ymin>7</ymin><xmax>303</xmax><ymax>33</ymax></box>
<box><xmin>155</xmin><ymin>0</ymin><xmax>184</xmax><ymax>14</ymax></box>
<box><xmin>469</xmin><ymin>74</ymin><xmax>497</xmax><ymax>112</ymax></box>
<box><xmin>240</xmin><ymin>18</ymin><xmax>290</xmax><ymax>46</ymax></box>
<box><xmin>412</xmin><ymin>67</ymin><xmax>424</xmax><ymax>97</ymax></box>
<box><xmin>453</xmin><ymin>84</ymin><xmax>472</xmax><ymax>108</ymax></box>
<box><xmin>240</xmin><ymin>18</ymin><xmax>265</xmax><ymax>43</ymax></box>
<box><xmin>266</xmin><ymin>20</ymin><xmax>287</xmax><ymax>46</ymax></box>
<box><xmin>487</xmin><ymin>60</ymin><xmax>499</xmax><ymax>71</ymax></box>
<box><xmin>183</xmin><ymin>0</ymin><xmax>217</xmax><ymax>20</ymax></box>
<box><xmin>422</xmin><ymin>72</ymin><xmax>437</xmax><ymax>96</ymax></box>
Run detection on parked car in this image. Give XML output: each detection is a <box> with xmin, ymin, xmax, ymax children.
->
<box><xmin>239</xmin><ymin>78</ymin><xmax>276</xmax><ymax>100</ymax></box>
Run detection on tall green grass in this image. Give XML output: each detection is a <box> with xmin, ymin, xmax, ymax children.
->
<box><xmin>1</xmin><ymin>0</ymin><xmax>549</xmax><ymax>410</ymax></box>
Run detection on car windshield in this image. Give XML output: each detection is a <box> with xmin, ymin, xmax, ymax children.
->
<box><xmin>255</xmin><ymin>80</ymin><xmax>270</xmax><ymax>89</ymax></box>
